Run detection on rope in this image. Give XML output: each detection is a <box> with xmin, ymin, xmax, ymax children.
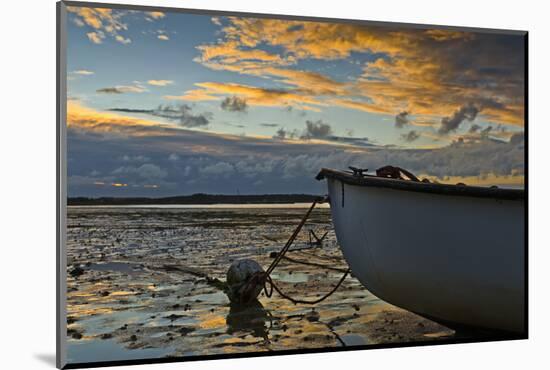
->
<box><xmin>263</xmin><ymin>269</ymin><xmax>350</xmax><ymax>305</ymax></box>
<box><xmin>375</xmin><ymin>165</ymin><xmax>421</xmax><ymax>182</ymax></box>
<box><xmin>265</xmin><ymin>198</ymin><xmax>321</xmax><ymax>276</ymax></box>
<box><xmin>279</xmin><ymin>255</ymin><xmax>349</xmax><ymax>273</ymax></box>
<box><xmin>240</xmin><ymin>196</ymin><xmax>351</xmax><ymax>305</ymax></box>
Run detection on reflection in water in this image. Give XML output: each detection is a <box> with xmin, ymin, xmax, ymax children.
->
<box><xmin>226</xmin><ymin>300</ymin><xmax>272</xmax><ymax>340</ymax></box>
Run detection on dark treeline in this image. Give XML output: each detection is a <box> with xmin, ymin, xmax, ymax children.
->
<box><xmin>68</xmin><ymin>193</ymin><xmax>322</xmax><ymax>206</ymax></box>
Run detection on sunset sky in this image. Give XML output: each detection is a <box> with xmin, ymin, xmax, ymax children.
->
<box><xmin>65</xmin><ymin>5</ymin><xmax>525</xmax><ymax>197</ymax></box>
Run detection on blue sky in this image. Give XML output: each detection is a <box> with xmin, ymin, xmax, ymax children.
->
<box><xmin>65</xmin><ymin>5</ymin><xmax>525</xmax><ymax>197</ymax></box>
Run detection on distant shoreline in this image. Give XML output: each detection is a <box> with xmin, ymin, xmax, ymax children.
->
<box><xmin>67</xmin><ymin>193</ymin><xmax>323</xmax><ymax>206</ymax></box>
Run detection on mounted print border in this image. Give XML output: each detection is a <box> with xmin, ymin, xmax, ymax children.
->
<box><xmin>57</xmin><ymin>1</ymin><xmax>528</xmax><ymax>368</ymax></box>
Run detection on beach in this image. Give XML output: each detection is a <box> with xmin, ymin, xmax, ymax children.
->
<box><xmin>66</xmin><ymin>205</ymin><xmax>458</xmax><ymax>364</ymax></box>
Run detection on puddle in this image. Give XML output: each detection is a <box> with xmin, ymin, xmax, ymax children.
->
<box><xmin>341</xmin><ymin>334</ymin><xmax>368</xmax><ymax>346</ymax></box>
<box><xmin>67</xmin><ymin>338</ymin><xmax>172</xmax><ymax>363</ymax></box>
<box><xmin>271</xmin><ymin>271</ymin><xmax>309</xmax><ymax>283</ymax></box>
<box><xmin>189</xmin><ymin>291</ymin><xmax>228</xmax><ymax>305</ymax></box>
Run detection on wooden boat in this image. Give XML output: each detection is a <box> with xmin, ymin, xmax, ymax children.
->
<box><xmin>316</xmin><ymin>168</ymin><xmax>525</xmax><ymax>334</ymax></box>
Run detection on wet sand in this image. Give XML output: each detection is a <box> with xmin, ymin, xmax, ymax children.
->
<box><xmin>66</xmin><ymin>205</ymin><xmax>458</xmax><ymax>364</ymax></box>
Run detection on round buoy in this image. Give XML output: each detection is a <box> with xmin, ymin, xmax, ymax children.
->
<box><xmin>226</xmin><ymin>259</ymin><xmax>265</xmax><ymax>304</ymax></box>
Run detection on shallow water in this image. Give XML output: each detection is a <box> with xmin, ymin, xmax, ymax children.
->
<box><xmin>66</xmin><ymin>205</ymin><xmax>455</xmax><ymax>364</ymax></box>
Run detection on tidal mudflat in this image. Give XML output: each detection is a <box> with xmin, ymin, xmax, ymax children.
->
<box><xmin>66</xmin><ymin>205</ymin><xmax>458</xmax><ymax>364</ymax></box>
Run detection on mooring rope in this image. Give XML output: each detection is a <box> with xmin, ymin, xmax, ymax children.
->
<box><xmin>263</xmin><ymin>269</ymin><xmax>350</xmax><ymax>305</ymax></box>
<box><xmin>279</xmin><ymin>254</ymin><xmax>349</xmax><ymax>273</ymax></box>
<box><xmin>265</xmin><ymin>198</ymin><xmax>321</xmax><ymax>276</ymax></box>
<box><xmin>241</xmin><ymin>196</ymin><xmax>351</xmax><ymax>305</ymax></box>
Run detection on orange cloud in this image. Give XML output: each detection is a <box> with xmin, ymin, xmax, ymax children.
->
<box><xmin>169</xmin><ymin>82</ymin><xmax>327</xmax><ymax>111</ymax></box>
<box><xmin>165</xmin><ymin>89</ymin><xmax>219</xmax><ymax>102</ymax></box>
<box><xmin>219</xmin><ymin>18</ymin><xmax>410</xmax><ymax>60</ymax></box>
<box><xmin>330</xmin><ymin>99</ymin><xmax>393</xmax><ymax>115</ymax></box>
<box><xmin>87</xmin><ymin>31</ymin><xmax>104</xmax><ymax>44</ymax></box>
<box><xmin>261</xmin><ymin>67</ymin><xmax>347</xmax><ymax>96</ymax></box>
<box><xmin>67</xmin><ymin>102</ymin><xmax>169</xmax><ymax>135</ymax></box>
<box><xmin>197</xmin><ymin>40</ymin><xmax>291</xmax><ymax>65</ymax></box>
<box><xmin>425</xmin><ymin>173</ymin><xmax>524</xmax><ymax>187</ymax></box>
<box><xmin>194</xmin><ymin>17</ymin><xmax>525</xmax><ymax>129</ymax></box>
<box><xmin>424</xmin><ymin>29</ymin><xmax>475</xmax><ymax>42</ymax></box>
<box><xmin>68</xmin><ymin>6</ymin><xmax>164</xmax><ymax>45</ymax></box>
<box><xmin>148</xmin><ymin>11</ymin><xmax>165</xmax><ymax>19</ymax></box>
<box><xmin>68</xmin><ymin>7</ymin><xmax>130</xmax><ymax>44</ymax></box>
<box><xmin>69</xmin><ymin>7</ymin><xmax>108</xmax><ymax>29</ymax></box>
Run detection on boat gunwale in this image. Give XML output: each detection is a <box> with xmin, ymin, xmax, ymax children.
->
<box><xmin>316</xmin><ymin>168</ymin><xmax>524</xmax><ymax>201</ymax></box>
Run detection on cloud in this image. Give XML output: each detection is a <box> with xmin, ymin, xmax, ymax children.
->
<box><xmin>302</xmin><ymin>120</ymin><xmax>332</xmax><ymax>139</ymax></box>
<box><xmin>260</xmin><ymin>123</ymin><xmax>279</xmax><ymax>127</ymax></box>
<box><xmin>87</xmin><ymin>31</ymin><xmax>104</xmax><ymax>44</ymax></box>
<box><xmin>271</xmin><ymin>121</ymin><xmax>373</xmax><ymax>147</ymax></box>
<box><xmin>200</xmin><ymin>162</ymin><xmax>235</xmax><ymax>177</ymax></box>
<box><xmin>274</xmin><ymin>135</ymin><xmax>524</xmax><ymax>182</ymax></box>
<box><xmin>67</xmin><ymin>102</ymin><xmax>165</xmax><ymax>135</ymax></box>
<box><xmin>439</xmin><ymin>103</ymin><xmax>480</xmax><ymax>134</ymax></box>
<box><xmin>109</xmin><ymin>105</ymin><xmax>212</xmax><ymax>128</ymax></box>
<box><xmin>157</xmin><ymin>34</ymin><xmax>169</xmax><ymax>41</ymax></box>
<box><xmin>196</xmin><ymin>40</ymin><xmax>292</xmax><ymax>66</ymax></box>
<box><xmin>72</xmin><ymin>69</ymin><xmax>94</xmax><ymax>75</ymax></box>
<box><xmin>273</xmin><ymin>128</ymin><xmax>286</xmax><ymax>140</ymax></box>
<box><xmin>223</xmin><ymin>122</ymin><xmax>246</xmax><ymax>129</ymax></box>
<box><xmin>193</xmin><ymin>17</ymin><xmax>524</xmax><ymax>128</ymax></box>
<box><xmin>68</xmin><ymin>7</ymin><xmax>129</xmax><ymax>44</ymax></box>
<box><xmin>173</xmin><ymin>82</ymin><xmax>325</xmax><ymax>111</ymax></box>
<box><xmin>112</xmin><ymin>163</ymin><xmax>167</xmax><ymax>180</ymax></box>
<box><xmin>68</xmin><ymin>7</ymin><xmax>121</xmax><ymax>29</ymax></box>
<box><xmin>273</xmin><ymin>127</ymin><xmax>298</xmax><ymax>140</ymax></box>
<box><xmin>425</xmin><ymin>30</ymin><xmax>475</xmax><ymax>42</ymax></box>
<box><xmin>395</xmin><ymin>111</ymin><xmax>409</xmax><ymax>128</ymax></box>
<box><xmin>220</xmin><ymin>96</ymin><xmax>248</xmax><ymax>112</ymax></box>
<box><xmin>115</xmin><ymin>35</ymin><xmax>131</xmax><ymax>45</ymax></box>
<box><xmin>122</xmin><ymin>155</ymin><xmax>150</xmax><ymax>162</ymax></box>
<box><xmin>165</xmin><ymin>89</ymin><xmax>219</xmax><ymax>102</ymax></box>
<box><xmin>330</xmin><ymin>99</ymin><xmax>393</xmax><ymax>114</ymax></box>
<box><xmin>96</xmin><ymin>87</ymin><xmax>122</xmax><ymax>94</ymax></box>
<box><xmin>73</xmin><ymin>17</ymin><xmax>85</xmax><ymax>27</ymax></box>
<box><xmin>96</xmin><ymin>83</ymin><xmax>147</xmax><ymax>94</ymax></box>
<box><xmin>208</xmin><ymin>18</ymin><xmax>412</xmax><ymax>61</ymax></box>
<box><xmin>138</xmin><ymin>164</ymin><xmax>166</xmax><ymax>179</ymax></box>
<box><xmin>68</xmin><ymin>6</ymin><xmax>162</xmax><ymax>44</ymax></box>
<box><xmin>401</xmin><ymin>130</ymin><xmax>420</xmax><ymax>142</ymax></box>
<box><xmin>67</xmin><ymin>103</ymin><xmax>524</xmax><ymax>197</ymax></box>
<box><xmin>148</xmin><ymin>11</ymin><xmax>165</xmax><ymax>19</ymax></box>
<box><xmin>147</xmin><ymin>80</ymin><xmax>173</xmax><ymax>86</ymax></box>
<box><xmin>323</xmin><ymin>136</ymin><xmax>374</xmax><ymax>147</ymax></box>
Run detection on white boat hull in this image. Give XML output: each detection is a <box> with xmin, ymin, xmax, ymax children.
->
<box><xmin>327</xmin><ymin>177</ymin><xmax>525</xmax><ymax>333</ymax></box>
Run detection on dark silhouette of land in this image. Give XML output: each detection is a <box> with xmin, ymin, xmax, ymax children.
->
<box><xmin>68</xmin><ymin>193</ymin><xmax>322</xmax><ymax>206</ymax></box>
